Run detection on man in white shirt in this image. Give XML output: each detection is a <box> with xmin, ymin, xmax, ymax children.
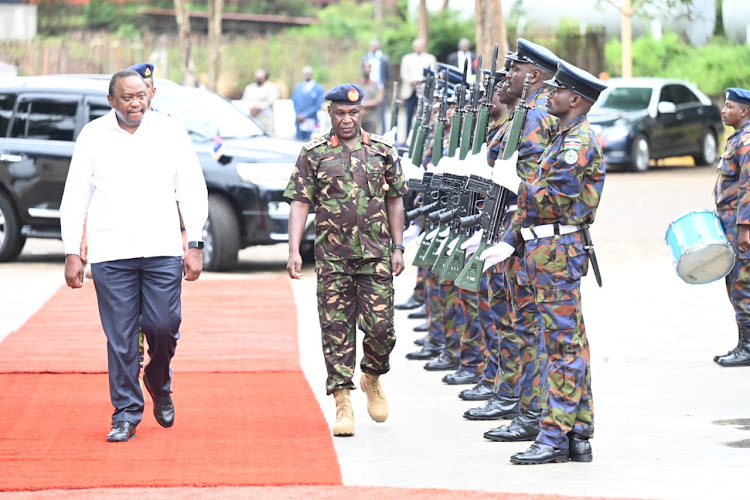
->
<box><xmin>447</xmin><ymin>38</ymin><xmax>474</xmax><ymax>78</ymax></box>
<box><xmin>399</xmin><ymin>38</ymin><xmax>437</xmax><ymax>136</ymax></box>
<box><xmin>60</xmin><ymin>69</ymin><xmax>208</xmax><ymax>443</ymax></box>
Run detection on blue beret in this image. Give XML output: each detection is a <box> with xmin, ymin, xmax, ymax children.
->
<box><xmin>544</xmin><ymin>60</ymin><xmax>607</xmax><ymax>102</ymax></box>
<box><xmin>508</xmin><ymin>38</ymin><xmax>559</xmax><ymax>74</ymax></box>
<box><xmin>325</xmin><ymin>84</ymin><xmax>364</xmax><ymax>104</ymax></box>
<box><xmin>128</xmin><ymin>63</ymin><xmax>154</xmax><ymax>79</ymax></box>
<box><xmin>726</xmin><ymin>88</ymin><xmax>750</xmax><ymax>107</ymax></box>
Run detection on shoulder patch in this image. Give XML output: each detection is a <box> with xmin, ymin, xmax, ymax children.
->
<box><xmin>303</xmin><ymin>135</ymin><xmax>327</xmax><ymax>151</ymax></box>
<box><xmin>369</xmin><ymin>133</ymin><xmax>394</xmax><ymax>148</ymax></box>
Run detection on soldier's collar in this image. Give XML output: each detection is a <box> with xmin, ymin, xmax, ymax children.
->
<box><xmin>329</xmin><ymin>130</ymin><xmax>366</xmax><ymax>149</ymax></box>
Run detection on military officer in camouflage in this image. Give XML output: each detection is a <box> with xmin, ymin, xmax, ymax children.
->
<box><xmin>490</xmin><ymin>60</ymin><xmax>607</xmax><ymax>464</ymax></box>
<box><xmin>284</xmin><ymin>83</ymin><xmax>408</xmax><ymax>437</ymax></box>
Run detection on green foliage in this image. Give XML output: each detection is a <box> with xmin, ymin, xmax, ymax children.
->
<box><xmin>426</xmin><ymin>10</ymin><xmax>476</xmax><ymax>62</ymax></box>
<box><xmin>84</xmin><ymin>0</ymin><xmax>117</xmax><ymax>29</ymax></box>
<box><xmin>604</xmin><ymin>33</ymin><xmax>750</xmax><ymax>97</ymax></box>
<box><xmin>289</xmin><ymin>0</ymin><xmax>376</xmax><ymax>41</ymax></box>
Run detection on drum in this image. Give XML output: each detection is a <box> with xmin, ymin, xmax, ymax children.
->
<box><xmin>665</xmin><ymin>209</ymin><xmax>736</xmax><ymax>284</ymax></box>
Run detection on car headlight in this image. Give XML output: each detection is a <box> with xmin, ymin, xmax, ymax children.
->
<box><xmin>603</xmin><ymin>122</ymin><xmax>629</xmax><ymax>143</ymax></box>
<box><xmin>236</xmin><ymin>162</ymin><xmax>294</xmax><ymax>190</ymax></box>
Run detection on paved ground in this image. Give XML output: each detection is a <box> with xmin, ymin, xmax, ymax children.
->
<box><xmin>2</xmin><ymin>162</ymin><xmax>749</xmax><ymax>499</ymax></box>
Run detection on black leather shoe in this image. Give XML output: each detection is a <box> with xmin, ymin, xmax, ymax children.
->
<box><xmin>442</xmin><ymin>367</ymin><xmax>482</xmax><ymax>385</ymax></box>
<box><xmin>483</xmin><ymin>411</ymin><xmax>541</xmax><ymax>442</ymax></box>
<box><xmin>405</xmin><ymin>342</ymin><xmax>443</xmax><ymax>360</ymax></box>
<box><xmin>395</xmin><ymin>294</ymin><xmax>424</xmax><ymax>310</ymax></box>
<box><xmin>568</xmin><ymin>433</ymin><xmax>593</xmax><ymax>462</ymax></box>
<box><xmin>717</xmin><ymin>346</ymin><xmax>750</xmax><ymax>367</ymax></box>
<box><xmin>424</xmin><ymin>354</ymin><xmax>459</xmax><ymax>371</ymax></box>
<box><xmin>144</xmin><ymin>373</ymin><xmax>175</xmax><ymax>428</ymax></box>
<box><xmin>459</xmin><ymin>381</ymin><xmax>494</xmax><ymax>401</ymax></box>
<box><xmin>407</xmin><ymin>305</ymin><xmax>426</xmax><ymax>319</ymax></box>
<box><xmin>510</xmin><ymin>442</ymin><xmax>568</xmax><ymax>465</ymax></box>
<box><xmin>107</xmin><ymin>421</ymin><xmax>137</xmax><ymax>442</ymax></box>
<box><xmin>464</xmin><ymin>395</ymin><xmax>520</xmax><ymax>420</ymax></box>
<box><xmin>412</xmin><ymin>321</ymin><xmax>428</xmax><ymax>332</ymax></box>
<box><xmin>414</xmin><ymin>336</ymin><xmax>426</xmax><ymax>346</ymax></box>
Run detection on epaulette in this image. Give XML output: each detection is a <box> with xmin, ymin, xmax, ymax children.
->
<box><xmin>303</xmin><ymin>135</ymin><xmax>327</xmax><ymax>151</ymax></box>
<box><xmin>369</xmin><ymin>133</ymin><xmax>394</xmax><ymax>148</ymax></box>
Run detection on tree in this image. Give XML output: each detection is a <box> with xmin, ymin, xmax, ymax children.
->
<box><xmin>602</xmin><ymin>0</ymin><xmax>692</xmax><ymax>78</ymax></box>
<box><xmin>418</xmin><ymin>0</ymin><xmax>429</xmax><ymax>42</ymax></box>
<box><xmin>173</xmin><ymin>0</ymin><xmax>196</xmax><ymax>87</ymax></box>
<box><xmin>207</xmin><ymin>0</ymin><xmax>224</xmax><ymax>92</ymax></box>
<box><xmin>474</xmin><ymin>0</ymin><xmax>509</xmax><ymax>66</ymax></box>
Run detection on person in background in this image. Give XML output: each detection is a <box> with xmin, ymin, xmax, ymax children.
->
<box><xmin>400</xmin><ymin>38</ymin><xmax>437</xmax><ymax>136</ymax></box>
<box><xmin>446</xmin><ymin>38</ymin><xmax>475</xmax><ymax>78</ymax></box>
<box><xmin>241</xmin><ymin>68</ymin><xmax>279</xmax><ymax>136</ymax></box>
<box><xmin>359</xmin><ymin>60</ymin><xmax>384</xmax><ymax>134</ymax></box>
<box><xmin>362</xmin><ymin>39</ymin><xmax>390</xmax><ymax>134</ymax></box>
<box><xmin>292</xmin><ymin>66</ymin><xmax>325</xmax><ymax>141</ymax></box>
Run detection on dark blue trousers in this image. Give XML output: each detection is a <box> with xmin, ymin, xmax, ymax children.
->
<box><xmin>92</xmin><ymin>256</ymin><xmax>183</xmax><ymax>425</ymax></box>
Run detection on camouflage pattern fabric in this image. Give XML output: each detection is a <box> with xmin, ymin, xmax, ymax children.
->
<box><xmin>440</xmin><ymin>280</ymin><xmax>461</xmax><ymax>361</ymax></box>
<box><xmin>414</xmin><ymin>266</ymin><xmax>427</xmax><ymax>302</ymax></box>
<box><xmin>316</xmin><ymin>257</ymin><xmax>396</xmax><ymax>394</ymax></box>
<box><xmin>425</xmin><ymin>268</ymin><xmax>445</xmax><ymax>345</ymax></box>
<box><xmin>480</xmin><ymin>268</ymin><xmax>505</xmax><ymax>385</ymax></box>
<box><xmin>487</xmin><ymin>262</ymin><xmax>520</xmax><ymax>398</ymax></box>
<box><xmin>716</xmin><ymin>120</ymin><xmax>750</xmax><ymax>325</ymax></box>
<box><xmin>456</xmin><ymin>272</ymin><xmax>487</xmax><ymax>373</ymax></box>
<box><xmin>512</xmin><ymin>113</ymin><xmax>605</xmax><ymax>449</ymax></box>
<box><xmin>284</xmin><ymin>129</ymin><xmax>407</xmax><ymax>395</ymax></box>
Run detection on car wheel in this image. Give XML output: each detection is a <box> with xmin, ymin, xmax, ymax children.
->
<box><xmin>0</xmin><ymin>192</ymin><xmax>26</xmax><ymax>262</ymax></box>
<box><xmin>630</xmin><ymin>134</ymin><xmax>650</xmax><ymax>172</ymax></box>
<box><xmin>202</xmin><ymin>194</ymin><xmax>240</xmax><ymax>272</ymax></box>
<box><xmin>693</xmin><ymin>129</ymin><xmax>718</xmax><ymax>166</ymax></box>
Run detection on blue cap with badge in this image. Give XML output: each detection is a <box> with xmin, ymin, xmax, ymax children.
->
<box><xmin>508</xmin><ymin>38</ymin><xmax>559</xmax><ymax>74</ymax></box>
<box><xmin>544</xmin><ymin>60</ymin><xmax>607</xmax><ymax>102</ymax></box>
<box><xmin>128</xmin><ymin>63</ymin><xmax>154</xmax><ymax>79</ymax></box>
<box><xmin>726</xmin><ymin>88</ymin><xmax>750</xmax><ymax>107</ymax></box>
<box><xmin>325</xmin><ymin>84</ymin><xmax>364</xmax><ymax>104</ymax></box>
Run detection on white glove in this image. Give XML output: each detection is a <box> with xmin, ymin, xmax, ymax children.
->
<box><xmin>402</xmin><ymin>159</ymin><xmax>424</xmax><ymax>181</ymax></box>
<box><xmin>460</xmin><ymin>229</ymin><xmax>484</xmax><ymax>254</ymax></box>
<box><xmin>403</xmin><ymin>223</ymin><xmax>423</xmax><ymax>245</ymax></box>
<box><xmin>480</xmin><ymin>242</ymin><xmax>515</xmax><ymax>272</ymax></box>
<box><xmin>425</xmin><ymin>227</ymin><xmax>439</xmax><ymax>241</ymax></box>
<box><xmin>435</xmin><ymin>154</ymin><xmax>464</xmax><ymax>176</ymax></box>
<box><xmin>465</xmin><ymin>143</ymin><xmax>493</xmax><ymax>179</ymax></box>
<box><xmin>491</xmin><ymin>151</ymin><xmax>521</xmax><ymax>194</ymax></box>
<box><xmin>446</xmin><ymin>236</ymin><xmax>460</xmax><ymax>254</ymax></box>
<box><xmin>384</xmin><ymin>126</ymin><xmax>398</xmax><ymax>145</ymax></box>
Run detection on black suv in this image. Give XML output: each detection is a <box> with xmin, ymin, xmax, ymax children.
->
<box><xmin>0</xmin><ymin>75</ymin><xmax>313</xmax><ymax>270</ymax></box>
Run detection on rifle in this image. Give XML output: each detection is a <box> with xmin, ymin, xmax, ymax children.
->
<box><xmin>432</xmin><ymin>173</ymin><xmax>476</xmax><ymax>276</ymax></box>
<box><xmin>431</xmin><ymin>69</ymin><xmax>450</xmax><ymax>166</ymax></box>
<box><xmin>459</xmin><ymin>55</ymin><xmax>482</xmax><ymax>160</ymax></box>
<box><xmin>407</xmin><ymin>68</ymin><xmax>429</xmax><ymax>158</ymax></box>
<box><xmin>411</xmin><ymin>69</ymin><xmax>436</xmax><ymax>167</ymax></box>
<box><xmin>390</xmin><ymin>81</ymin><xmax>400</xmax><ymax>131</ymax></box>
<box><xmin>472</xmin><ymin>45</ymin><xmax>498</xmax><ymax>154</ymax></box>
<box><xmin>454</xmin><ymin>74</ymin><xmax>533</xmax><ymax>292</ymax></box>
<box><xmin>447</xmin><ymin>60</ymin><xmax>468</xmax><ymax>158</ymax></box>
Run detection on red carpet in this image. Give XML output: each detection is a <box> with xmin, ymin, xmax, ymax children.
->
<box><xmin>0</xmin><ymin>276</ymin><xmax>341</xmax><ymax>491</ymax></box>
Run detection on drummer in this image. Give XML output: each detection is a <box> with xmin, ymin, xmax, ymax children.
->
<box><xmin>714</xmin><ymin>87</ymin><xmax>750</xmax><ymax>367</ymax></box>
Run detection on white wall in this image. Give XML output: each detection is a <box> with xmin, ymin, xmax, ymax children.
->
<box><xmin>0</xmin><ymin>5</ymin><xmax>37</xmax><ymax>42</ymax></box>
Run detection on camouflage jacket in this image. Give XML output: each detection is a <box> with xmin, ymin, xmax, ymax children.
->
<box><xmin>505</xmin><ymin>113</ymin><xmax>605</xmax><ymax>248</ymax></box>
<box><xmin>284</xmin><ymin>129</ymin><xmax>408</xmax><ymax>261</ymax></box>
<box><xmin>716</xmin><ymin>120</ymin><xmax>750</xmax><ymax>221</ymax></box>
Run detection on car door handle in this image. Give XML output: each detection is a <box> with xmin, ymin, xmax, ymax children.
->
<box><xmin>0</xmin><ymin>154</ymin><xmax>23</xmax><ymax>163</ymax></box>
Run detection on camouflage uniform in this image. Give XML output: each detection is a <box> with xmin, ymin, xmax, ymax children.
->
<box><xmin>284</xmin><ymin>129</ymin><xmax>408</xmax><ymax>394</ymax></box>
<box><xmin>488</xmin><ymin>87</ymin><xmax>557</xmax><ymax>413</ymax></box>
<box><xmin>716</xmin><ymin>119</ymin><xmax>750</xmax><ymax>325</ymax></box>
<box><xmin>506</xmin><ymin>113</ymin><xmax>605</xmax><ymax>450</ymax></box>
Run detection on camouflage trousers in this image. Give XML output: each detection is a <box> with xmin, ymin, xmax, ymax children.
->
<box><xmin>525</xmin><ymin>232</ymin><xmax>593</xmax><ymax>450</ymax></box>
<box><xmin>726</xmin><ymin>256</ymin><xmax>750</xmax><ymax>326</ymax></box>
<box><xmin>440</xmin><ymin>277</ymin><xmax>461</xmax><ymax>360</ymax></box>
<box><xmin>504</xmin><ymin>253</ymin><xmax>548</xmax><ymax>414</ymax></box>
<box><xmin>414</xmin><ymin>266</ymin><xmax>427</xmax><ymax>302</ymax></box>
<box><xmin>455</xmin><ymin>272</ymin><xmax>487</xmax><ymax>373</ymax></box>
<box><xmin>481</xmin><ymin>265</ymin><xmax>507</xmax><ymax>386</ymax></box>
<box><xmin>316</xmin><ymin>258</ymin><xmax>396</xmax><ymax>395</ymax></box>
<box><xmin>487</xmin><ymin>263</ymin><xmax>520</xmax><ymax>399</ymax></box>
<box><xmin>424</xmin><ymin>268</ymin><xmax>445</xmax><ymax>345</ymax></box>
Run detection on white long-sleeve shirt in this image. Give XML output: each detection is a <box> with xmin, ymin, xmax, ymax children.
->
<box><xmin>60</xmin><ymin>109</ymin><xmax>208</xmax><ymax>263</ymax></box>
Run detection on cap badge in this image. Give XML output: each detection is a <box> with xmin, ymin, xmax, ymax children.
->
<box><xmin>347</xmin><ymin>89</ymin><xmax>360</xmax><ymax>102</ymax></box>
<box><xmin>144</xmin><ymin>67</ymin><xmax>151</xmax><ymax>77</ymax></box>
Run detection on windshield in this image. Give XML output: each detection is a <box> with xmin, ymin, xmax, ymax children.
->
<box><xmin>594</xmin><ymin>87</ymin><xmax>652</xmax><ymax>112</ymax></box>
<box><xmin>153</xmin><ymin>87</ymin><xmax>264</xmax><ymax>140</ymax></box>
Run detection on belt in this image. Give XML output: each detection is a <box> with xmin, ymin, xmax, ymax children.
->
<box><xmin>521</xmin><ymin>223</ymin><xmax>580</xmax><ymax>241</ymax></box>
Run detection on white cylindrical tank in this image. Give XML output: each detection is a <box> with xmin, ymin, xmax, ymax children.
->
<box><xmin>722</xmin><ymin>0</ymin><xmax>750</xmax><ymax>44</ymax></box>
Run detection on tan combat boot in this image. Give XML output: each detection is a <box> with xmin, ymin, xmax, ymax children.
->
<box><xmin>360</xmin><ymin>373</ymin><xmax>388</xmax><ymax>422</ymax></box>
<box><xmin>332</xmin><ymin>389</ymin><xmax>355</xmax><ymax>436</ymax></box>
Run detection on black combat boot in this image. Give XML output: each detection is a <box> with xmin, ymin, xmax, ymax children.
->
<box><xmin>717</xmin><ymin>325</ymin><xmax>750</xmax><ymax>367</ymax></box>
<box><xmin>714</xmin><ymin>325</ymin><xmax>743</xmax><ymax>363</ymax></box>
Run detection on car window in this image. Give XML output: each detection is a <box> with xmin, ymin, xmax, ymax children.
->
<box><xmin>598</xmin><ymin>87</ymin><xmax>652</xmax><ymax>111</ymax></box>
<box><xmin>660</xmin><ymin>84</ymin><xmax>700</xmax><ymax>106</ymax></box>
<box><xmin>10</xmin><ymin>96</ymin><xmax>78</xmax><ymax>141</ymax></box>
<box><xmin>153</xmin><ymin>88</ymin><xmax>264</xmax><ymax>141</ymax></box>
<box><xmin>87</xmin><ymin>100</ymin><xmax>111</xmax><ymax>122</ymax></box>
<box><xmin>0</xmin><ymin>93</ymin><xmax>17</xmax><ymax>138</ymax></box>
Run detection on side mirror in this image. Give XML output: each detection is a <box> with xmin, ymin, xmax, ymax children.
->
<box><xmin>658</xmin><ymin>101</ymin><xmax>677</xmax><ymax>114</ymax></box>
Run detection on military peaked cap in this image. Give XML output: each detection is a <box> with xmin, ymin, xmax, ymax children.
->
<box><xmin>726</xmin><ymin>88</ymin><xmax>750</xmax><ymax>107</ymax></box>
<box><xmin>436</xmin><ymin>63</ymin><xmax>466</xmax><ymax>86</ymax></box>
<box><xmin>128</xmin><ymin>63</ymin><xmax>154</xmax><ymax>79</ymax></box>
<box><xmin>508</xmin><ymin>38</ymin><xmax>558</xmax><ymax>74</ymax></box>
<box><xmin>325</xmin><ymin>84</ymin><xmax>364</xmax><ymax>104</ymax></box>
<box><xmin>544</xmin><ymin>60</ymin><xmax>607</xmax><ymax>102</ymax></box>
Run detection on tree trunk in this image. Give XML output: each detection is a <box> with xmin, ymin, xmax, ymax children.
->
<box><xmin>173</xmin><ymin>0</ymin><xmax>196</xmax><ymax>87</ymax></box>
<box><xmin>475</xmin><ymin>0</ymin><xmax>509</xmax><ymax>65</ymax></box>
<box><xmin>439</xmin><ymin>0</ymin><xmax>450</xmax><ymax>13</ymax></box>
<box><xmin>418</xmin><ymin>0</ymin><xmax>429</xmax><ymax>42</ymax></box>
<box><xmin>207</xmin><ymin>0</ymin><xmax>224</xmax><ymax>91</ymax></box>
